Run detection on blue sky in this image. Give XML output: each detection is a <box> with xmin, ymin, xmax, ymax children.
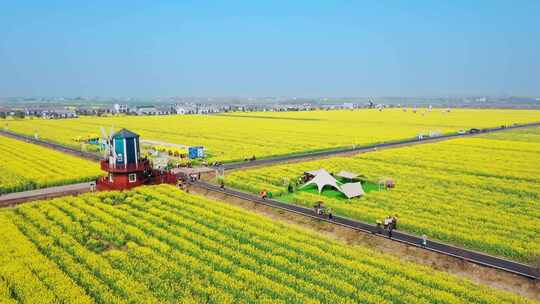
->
<box><xmin>1</xmin><ymin>0</ymin><xmax>538</xmax><ymax>97</ymax></box>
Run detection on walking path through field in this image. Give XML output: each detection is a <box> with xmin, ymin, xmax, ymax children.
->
<box><xmin>194</xmin><ymin>180</ymin><xmax>539</xmax><ymax>280</ymax></box>
<box><xmin>0</xmin><ymin>182</ymin><xmax>94</xmax><ymax>207</ymax></box>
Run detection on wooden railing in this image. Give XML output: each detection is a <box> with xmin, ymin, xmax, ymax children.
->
<box><xmin>100</xmin><ymin>158</ymin><xmax>150</xmax><ymax>172</ymax></box>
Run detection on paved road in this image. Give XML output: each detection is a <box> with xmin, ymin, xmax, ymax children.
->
<box><xmin>221</xmin><ymin>121</ymin><xmax>540</xmax><ymax>170</ymax></box>
<box><xmin>0</xmin><ymin>129</ymin><xmax>101</xmax><ymax>161</ymax></box>
<box><xmin>0</xmin><ymin>182</ymin><xmax>94</xmax><ymax>207</ymax></box>
<box><xmin>194</xmin><ymin>180</ymin><xmax>539</xmax><ymax>280</ymax></box>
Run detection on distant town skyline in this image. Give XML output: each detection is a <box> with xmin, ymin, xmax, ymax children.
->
<box><xmin>1</xmin><ymin>1</ymin><xmax>539</xmax><ymax>97</ymax></box>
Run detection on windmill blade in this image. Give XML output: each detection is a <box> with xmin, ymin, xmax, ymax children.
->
<box><xmin>99</xmin><ymin>127</ymin><xmax>108</xmax><ymax>155</ymax></box>
<box><xmin>99</xmin><ymin>126</ymin><xmax>111</xmax><ymax>157</ymax></box>
<box><xmin>100</xmin><ymin>127</ymin><xmax>107</xmax><ymax>140</ymax></box>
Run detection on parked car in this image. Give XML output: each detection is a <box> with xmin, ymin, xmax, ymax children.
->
<box><xmin>469</xmin><ymin>128</ymin><xmax>480</xmax><ymax>134</ymax></box>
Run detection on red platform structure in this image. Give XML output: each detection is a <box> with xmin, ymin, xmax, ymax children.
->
<box><xmin>97</xmin><ymin>129</ymin><xmax>176</xmax><ymax>191</ymax></box>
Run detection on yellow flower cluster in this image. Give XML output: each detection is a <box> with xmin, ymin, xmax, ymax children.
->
<box><xmin>225</xmin><ymin>127</ymin><xmax>540</xmax><ymax>261</ymax></box>
<box><xmin>0</xmin><ymin>135</ymin><xmax>103</xmax><ymax>194</ymax></box>
<box><xmin>0</xmin><ymin>185</ymin><xmax>532</xmax><ymax>303</ymax></box>
<box><xmin>4</xmin><ymin>108</ymin><xmax>540</xmax><ymax>162</ymax></box>
<box><xmin>0</xmin><ymin>215</ymin><xmax>93</xmax><ymax>303</ymax></box>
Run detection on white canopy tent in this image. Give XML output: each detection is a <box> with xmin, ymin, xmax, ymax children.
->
<box><xmin>305</xmin><ymin>169</ymin><xmax>329</xmax><ymax>176</ymax></box>
<box><xmin>340</xmin><ymin>182</ymin><xmax>365</xmax><ymax>198</ymax></box>
<box><xmin>301</xmin><ymin>168</ymin><xmax>365</xmax><ymax>199</ymax></box>
<box><xmin>336</xmin><ymin>171</ymin><xmax>359</xmax><ymax>180</ymax></box>
<box><xmin>301</xmin><ymin>169</ymin><xmax>342</xmax><ymax>193</ymax></box>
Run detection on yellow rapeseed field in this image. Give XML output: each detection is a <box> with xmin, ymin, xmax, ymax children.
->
<box><xmin>0</xmin><ymin>135</ymin><xmax>102</xmax><ymax>194</ymax></box>
<box><xmin>225</xmin><ymin>127</ymin><xmax>540</xmax><ymax>261</ymax></box>
<box><xmin>4</xmin><ymin>108</ymin><xmax>540</xmax><ymax>162</ymax></box>
<box><xmin>0</xmin><ymin>185</ymin><xmax>534</xmax><ymax>303</ymax></box>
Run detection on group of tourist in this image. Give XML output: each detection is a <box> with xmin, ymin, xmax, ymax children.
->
<box><xmin>313</xmin><ymin>201</ymin><xmax>333</xmax><ymax>219</ymax></box>
<box><xmin>200</xmin><ymin>160</ymin><xmax>224</xmax><ymax>167</ymax></box>
<box><xmin>374</xmin><ymin>215</ymin><xmax>428</xmax><ymax>247</ymax></box>
<box><xmin>375</xmin><ymin>215</ymin><xmax>398</xmax><ymax>238</ymax></box>
<box><xmin>188</xmin><ymin>173</ymin><xmax>201</xmax><ymax>182</ymax></box>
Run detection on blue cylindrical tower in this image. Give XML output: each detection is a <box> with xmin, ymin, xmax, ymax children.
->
<box><xmin>112</xmin><ymin>129</ymin><xmax>140</xmax><ymax>165</ymax></box>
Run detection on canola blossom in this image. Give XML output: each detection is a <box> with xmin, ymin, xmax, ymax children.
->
<box><xmin>225</xmin><ymin>127</ymin><xmax>540</xmax><ymax>261</ymax></box>
<box><xmin>0</xmin><ymin>135</ymin><xmax>103</xmax><ymax>194</ymax></box>
<box><xmin>4</xmin><ymin>108</ymin><xmax>540</xmax><ymax>162</ymax></box>
<box><xmin>0</xmin><ymin>184</ymin><xmax>534</xmax><ymax>303</ymax></box>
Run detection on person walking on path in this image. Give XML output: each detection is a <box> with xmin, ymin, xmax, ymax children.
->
<box><xmin>327</xmin><ymin>208</ymin><xmax>333</xmax><ymax>220</ymax></box>
<box><xmin>421</xmin><ymin>234</ymin><xmax>427</xmax><ymax>248</ymax></box>
<box><xmin>388</xmin><ymin>226</ymin><xmax>393</xmax><ymax>239</ymax></box>
<box><xmin>313</xmin><ymin>201</ymin><xmax>324</xmax><ymax>215</ymax></box>
<box><xmin>392</xmin><ymin>214</ymin><xmax>398</xmax><ymax>230</ymax></box>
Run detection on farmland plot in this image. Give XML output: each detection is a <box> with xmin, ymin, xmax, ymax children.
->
<box><xmin>0</xmin><ymin>185</ymin><xmax>534</xmax><ymax>303</ymax></box>
<box><xmin>0</xmin><ymin>135</ymin><xmax>102</xmax><ymax>194</ymax></box>
<box><xmin>225</xmin><ymin>127</ymin><xmax>540</xmax><ymax>261</ymax></box>
<box><xmin>4</xmin><ymin>108</ymin><xmax>540</xmax><ymax>162</ymax></box>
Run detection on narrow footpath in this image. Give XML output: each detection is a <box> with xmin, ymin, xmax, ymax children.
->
<box><xmin>0</xmin><ymin>182</ymin><xmax>94</xmax><ymax>207</ymax></box>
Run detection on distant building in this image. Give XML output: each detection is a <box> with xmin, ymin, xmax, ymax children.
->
<box><xmin>113</xmin><ymin>104</ymin><xmax>129</xmax><ymax>113</ymax></box>
<box><xmin>175</xmin><ymin>103</ymin><xmax>199</xmax><ymax>115</ymax></box>
<box><xmin>43</xmin><ymin>109</ymin><xmax>78</xmax><ymax>119</ymax></box>
<box><xmin>175</xmin><ymin>106</ymin><xmax>187</xmax><ymax>115</ymax></box>
<box><xmin>137</xmin><ymin>106</ymin><xmax>158</xmax><ymax>115</ymax></box>
<box><xmin>156</xmin><ymin>107</ymin><xmax>173</xmax><ymax>115</ymax></box>
<box><xmin>25</xmin><ymin>108</ymin><xmax>47</xmax><ymax>117</ymax></box>
<box><xmin>76</xmin><ymin>107</ymin><xmax>97</xmax><ymax>115</ymax></box>
<box><xmin>343</xmin><ymin>103</ymin><xmax>357</xmax><ymax>109</ymax></box>
<box><xmin>195</xmin><ymin>105</ymin><xmax>222</xmax><ymax>114</ymax></box>
<box><xmin>136</xmin><ymin>106</ymin><xmax>173</xmax><ymax>115</ymax></box>
<box><xmin>20</xmin><ymin>107</ymin><xmax>78</xmax><ymax>119</ymax></box>
<box><xmin>176</xmin><ymin>105</ymin><xmax>197</xmax><ymax>114</ymax></box>
<box><xmin>76</xmin><ymin>106</ymin><xmax>111</xmax><ymax>116</ymax></box>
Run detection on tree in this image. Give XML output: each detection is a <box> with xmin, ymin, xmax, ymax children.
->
<box><xmin>0</xmin><ymin>112</ymin><xmax>6</xmax><ymax>119</ymax></box>
<box><xmin>13</xmin><ymin>111</ymin><xmax>25</xmax><ymax>119</ymax></box>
